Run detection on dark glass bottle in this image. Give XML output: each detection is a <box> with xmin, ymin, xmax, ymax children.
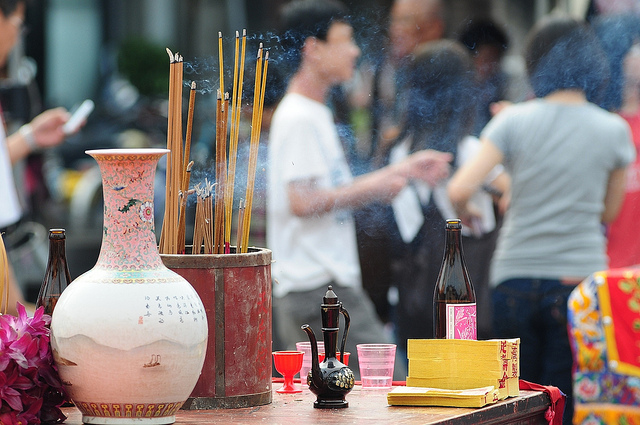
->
<box><xmin>433</xmin><ymin>219</ymin><xmax>477</xmax><ymax>339</ymax></box>
<box><xmin>36</xmin><ymin>229</ymin><xmax>71</xmax><ymax>316</ymax></box>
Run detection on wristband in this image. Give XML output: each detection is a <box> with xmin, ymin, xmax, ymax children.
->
<box><xmin>19</xmin><ymin>124</ymin><xmax>38</xmax><ymax>152</ymax></box>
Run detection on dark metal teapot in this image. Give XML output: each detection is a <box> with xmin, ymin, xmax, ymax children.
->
<box><xmin>301</xmin><ymin>285</ymin><xmax>355</xmax><ymax>408</ymax></box>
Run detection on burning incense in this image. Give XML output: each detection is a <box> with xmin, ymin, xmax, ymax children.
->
<box><xmin>173</xmin><ymin>54</ymin><xmax>184</xmax><ymax>251</ymax></box>
<box><xmin>162</xmin><ymin>33</ymin><xmax>269</xmax><ymax>255</ymax></box>
<box><xmin>213</xmin><ymin>91</ymin><xmax>229</xmax><ymax>254</ymax></box>
<box><xmin>241</xmin><ymin>47</ymin><xmax>269</xmax><ymax>253</ymax></box>
<box><xmin>225</xmin><ymin>29</ymin><xmax>247</xmax><ymax>254</ymax></box>
<box><xmin>160</xmin><ymin>49</ymin><xmax>184</xmax><ymax>255</ymax></box>
<box><xmin>177</xmin><ymin>82</ymin><xmax>197</xmax><ymax>254</ymax></box>
<box><xmin>184</xmin><ymin>81</ymin><xmax>197</xmax><ymax>173</ymax></box>
<box><xmin>214</xmin><ymin>31</ymin><xmax>225</xmax><ymax>254</ymax></box>
<box><xmin>192</xmin><ymin>180</ymin><xmax>215</xmax><ymax>254</ymax></box>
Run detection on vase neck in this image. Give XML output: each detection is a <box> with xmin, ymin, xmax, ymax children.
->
<box><xmin>90</xmin><ymin>150</ymin><xmax>167</xmax><ymax>271</ymax></box>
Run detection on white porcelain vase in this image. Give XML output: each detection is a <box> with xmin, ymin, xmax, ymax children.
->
<box><xmin>51</xmin><ymin>149</ymin><xmax>208</xmax><ymax>425</ymax></box>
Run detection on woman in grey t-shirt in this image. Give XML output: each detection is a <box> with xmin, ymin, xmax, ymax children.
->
<box><xmin>448</xmin><ymin>16</ymin><xmax>634</xmax><ymax>424</ymax></box>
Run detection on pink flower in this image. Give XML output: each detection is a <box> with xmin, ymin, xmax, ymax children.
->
<box><xmin>139</xmin><ymin>201</ymin><xmax>154</xmax><ymax>222</ymax></box>
<box><xmin>0</xmin><ymin>303</ymin><xmax>65</xmax><ymax>424</ymax></box>
<box><xmin>0</xmin><ymin>410</ymin><xmax>20</xmax><ymax>425</ymax></box>
<box><xmin>0</xmin><ymin>364</ymin><xmax>28</xmax><ymax>411</ymax></box>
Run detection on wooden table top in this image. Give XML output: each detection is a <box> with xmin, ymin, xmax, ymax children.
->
<box><xmin>60</xmin><ymin>386</ymin><xmax>551</xmax><ymax>425</ymax></box>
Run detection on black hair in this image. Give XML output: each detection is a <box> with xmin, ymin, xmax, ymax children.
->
<box><xmin>592</xmin><ymin>14</ymin><xmax>640</xmax><ymax>111</ymax></box>
<box><xmin>404</xmin><ymin>39</ymin><xmax>476</xmax><ymax>160</ymax></box>
<box><xmin>0</xmin><ymin>0</ymin><xmax>21</xmax><ymax>17</ymax></box>
<box><xmin>524</xmin><ymin>15</ymin><xmax>609</xmax><ymax>103</ymax></box>
<box><xmin>278</xmin><ymin>0</ymin><xmax>349</xmax><ymax>75</ymax></box>
<box><xmin>457</xmin><ymin>18</ymin><xmax>509</xmax><ymax>54</ymax></box>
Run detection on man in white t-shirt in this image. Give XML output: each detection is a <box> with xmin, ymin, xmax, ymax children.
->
<box><xmin>268</xmin><ymin>0</ymin><xmax>451</xmax><ymax>378</ymax></box>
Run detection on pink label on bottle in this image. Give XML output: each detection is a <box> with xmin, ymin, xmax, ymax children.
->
<box><xmin>446</xmin><ymin>303</ymin><xmax>477</xmax><ymax>339</ymax></box>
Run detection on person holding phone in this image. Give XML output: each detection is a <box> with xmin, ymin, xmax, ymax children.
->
<box><xmin>1</xmin><ymin>0</ymin><xmax>85</xmax><ymax>315</ymax></box>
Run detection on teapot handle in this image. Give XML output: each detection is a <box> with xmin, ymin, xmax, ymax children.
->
<box><xmin>339</xmin><ymin>302</ymin><xmax>350</xmax><ymax>362</ymax></box>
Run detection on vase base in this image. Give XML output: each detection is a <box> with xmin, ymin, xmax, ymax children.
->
<box><xmin>82</xmin><ymin>415</ymin><xmax>176</xmax><ymax>424</ymax></box>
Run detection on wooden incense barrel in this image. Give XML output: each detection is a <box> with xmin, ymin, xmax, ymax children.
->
<box><xmin>161</xmin><ymin>247</ymin><xmax>272</xmax><ymax>409</ymax></box>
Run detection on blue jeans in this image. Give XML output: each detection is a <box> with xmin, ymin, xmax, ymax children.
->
<box><xmin>492</xmin><ymin>278</ymin><xmax>575</xmax><ymax>424</ymax></box>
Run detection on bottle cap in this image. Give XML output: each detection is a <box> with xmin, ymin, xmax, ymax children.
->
<box><xmin>445</xmin><ymin>219</ymin><xmax>462</xmax><ymax>230</ymax></box>
<box><xmin>49</xmin><ymin>229</ymin><xmax>66</xmax><ymax>239</ymax></box>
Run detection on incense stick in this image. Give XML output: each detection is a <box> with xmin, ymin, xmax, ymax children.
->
<box><xmin>213</xmin><ymin>91</ymin><xmax>229</xmax><ymax>254</ymax></box>
<box><xmin>224</xmin><ymin>31</ymin><xmax>241</xmax><ymax>253</ymax></box>
<box><xmin>159</xmin><ymin>50</ymin><xmax>187</xmax><ymax>255</ymax></box>
<box><xmin>170</xmin><ymin>55</ymin><xmax>184</xmax><ymax>254</ymax></box>
<box><xmin>176</xmin><ymin>82</ymin><xmax>197</xmax><ymax>253</ymax></box>
<box><xmin>236</xmin><ymin>199</ymin><xmax>245</xmax><ymax>253</ymax></box>
<box><xmin>192</xmin><ymin>184</ymin><xmax>203</xmax><ymax>254</ymax></box>
<box><xmin>184</xmin><ymin>81</ymin><xmax>196</xmax><ymax>173</ymax></box>
<box><xmin>163</xmin><ymin>34</ymin><xmax>270</xmax><ymax>255</ymax></box>
<box><xmin>173</xmin><ymin>55</ymin><xmax>184</xmax><ymax>253</ymax></box>
<box><xmin>159</xmin><ymin>49</ymin><xmax>174</xmax><ymax>253</ymax></box>
<box><xmin>240</xmin><ymin>45</ymin><xmax>264</xmax><ymax>253</ymax></box>
<box><xmin>177</xmin><ymin>162</ymin><xmax>194</xmax><ymax>254</ymax></box>
<box><xmin>224</xmin><ymin>30</ymin><xmax>246</xmax><ymax>254</ymax></box>
<box><xmin>221</xmin><ymin>92</ymin><xmax>230</xmax><ymax>253</ymax></box>
<box><xmin>204</xmin><ymin>180</ymin><xmax>215</xmax><ymax>254</ymax></box>
<box><xmin>241</xmin><ymin>47</ymin><xmax>268</xmax><ymax>253</ymax></box>
<box><xmin>218</xmin><ymin>32</ymin><xmax>224</xmax><ymax>102</ymax></box>
<box><xmin>213</xmin><ymin>91</ymin><xmax>223</xmax><ymax>254</ymax></box>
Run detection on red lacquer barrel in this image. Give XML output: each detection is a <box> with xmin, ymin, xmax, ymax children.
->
<box><xmin>161</xmin><ymin>247</ymin><xmax>272</xmax><ymax>409</ymax></box>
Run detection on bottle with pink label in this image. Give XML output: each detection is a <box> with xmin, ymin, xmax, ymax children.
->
<box><xmin>433</xmin><ymin>219</ymin><xmax>477</xmax><ymax>340</ymax></box>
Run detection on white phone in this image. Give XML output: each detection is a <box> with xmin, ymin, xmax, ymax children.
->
<box><xmin>63</xmin><ymin>99</ymin><xmax>94</xmax><ymax>134</ymax></box>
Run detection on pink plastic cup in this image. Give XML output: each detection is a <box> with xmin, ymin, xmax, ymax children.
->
<box><xmin>296</xmin><ymin>341</ymin><xmax>325</xmax><ymax>382</ymax></box>
<box><xmin>356</xmin><ymin>343</ymin><xmax>396</xmax><ymax>389</ymax></box>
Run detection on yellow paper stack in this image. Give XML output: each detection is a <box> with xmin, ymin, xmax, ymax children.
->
<box><xmin>387</xmin><ymin>385</ymin><xmax>500</xmax><ymax>408</ymax></box>
<box><xmin>388</xmin><ymin>338</ymin><xmax>520</xmax><ymax>408</ymax></box>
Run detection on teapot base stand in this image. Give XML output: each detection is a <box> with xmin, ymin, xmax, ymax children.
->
<box><xmin>314</xmin><ymin>398</ymin><xmax>348</xmax><ymax>409</ymax></box>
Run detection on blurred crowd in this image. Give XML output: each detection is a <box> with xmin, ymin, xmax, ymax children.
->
<box><xmin>1</xmin><ymin>0</ymin><xmax>640</xmax><ymax>423</ymax></box>
<box><xmin>264</xmin><ymin>1</ymin><xmax>640</xmax><ymax>424</ymax></box>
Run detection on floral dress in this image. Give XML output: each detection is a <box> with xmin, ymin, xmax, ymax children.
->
<box><xmin>567</xmin><ymin>269</ymin><xmax>640</xmax><ymax>424</ymax></box>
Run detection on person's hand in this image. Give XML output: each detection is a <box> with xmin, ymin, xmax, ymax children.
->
<box><xmin>30</xmin><ymin>107</ymin><xmax>70</xmax><ymax>149</ymax></box>
<box><xmin>374</xmin><ymin>170</ymin><xmax>408</xmax><ymax>203</ymax></box>
<box><xmin>402</xmin><ymin>149</ymin><xmax>453</xmax><ymax>186</ymax></box>
<box><xmin>354</xmin><ymin>166</ymin><xmax>408</xmax><ymax>204</ymax></box>
<box><xmin>451</xmin><ymin>200</ymin><xmax>483</xmax><ymax>232</ymax></box>
<box><xmin>498</xmin><ymin>189</ymin><xmax>510</xmax><ymax>216</ymax></box>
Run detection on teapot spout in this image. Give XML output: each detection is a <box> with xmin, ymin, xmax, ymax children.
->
<box><xmin>301</xmin><ymin>324</ymin><xmax>323</xmax><ymax>390</ymax></box>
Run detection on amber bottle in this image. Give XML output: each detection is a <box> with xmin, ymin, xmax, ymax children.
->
<box><xmin>36</xmin><ymin>229</ymin><xmax>71</xmax><ymax>316</ymax></box>
<box><xmin>433</xmin><ymin>219</ymin><xmax>477</xmax><ymax>339</ymax></box>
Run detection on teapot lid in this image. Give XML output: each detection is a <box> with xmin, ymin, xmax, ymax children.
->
<box><xmin>323</xmin><ymin>285</ymin><xmax>338</xmax><ymax>305</ymax></box>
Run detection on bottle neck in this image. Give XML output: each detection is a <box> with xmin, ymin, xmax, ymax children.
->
<box><xmin>46</xmin><ymin>229</ymin><xmax>68</xmax><ymax>266</ymax></box>
<box><xmin>37</xmin><ymin>230</ymin><xmax>71</xmax><ymax>313</ymax></box>
<box><xmin>444</xmin><ymin>229</ymin><xmax>464</xmax><ymax>264</ymax></box>
<box><xmin>48</xmin><ymin>239</ymin><xmax>67</xmax><ymax>264</ymax></box>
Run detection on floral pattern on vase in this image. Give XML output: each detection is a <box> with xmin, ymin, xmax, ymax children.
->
<box><xmin>50</xmin><ymin>149</ymin><xmax>208</xmax><ymax>425</ymax></box>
